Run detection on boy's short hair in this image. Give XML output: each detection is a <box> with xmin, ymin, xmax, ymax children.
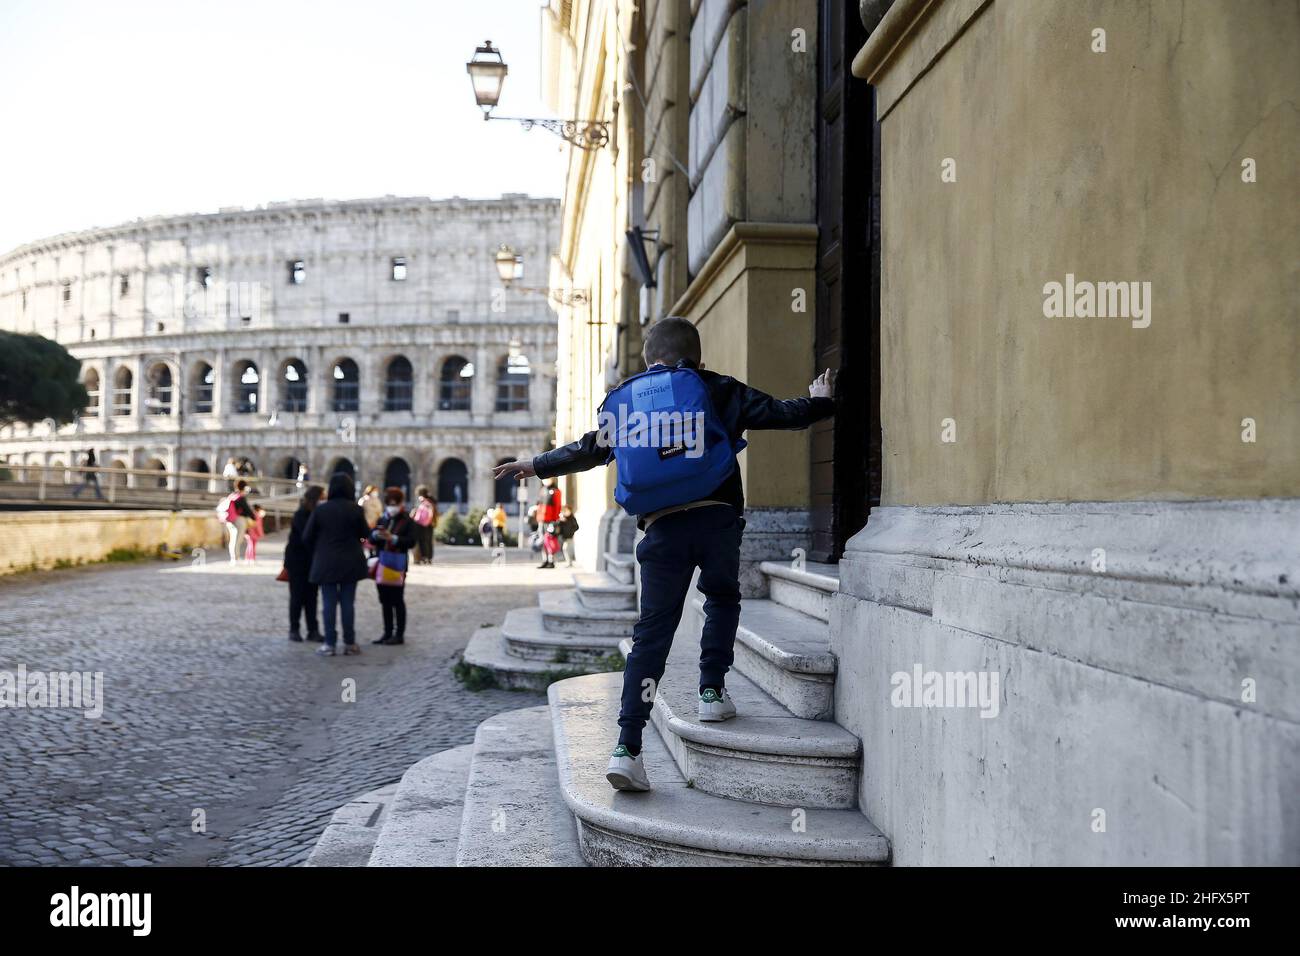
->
<box><xmin>643</xmin><ymin>316</ymin><xmax>701</xmax><ymax>367</ymax></box>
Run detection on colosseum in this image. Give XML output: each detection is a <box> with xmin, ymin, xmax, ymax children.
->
<box><xmin>0</xmin><ymin>194</ymin><xmax>560</xmax><ymax>511</ymax></box>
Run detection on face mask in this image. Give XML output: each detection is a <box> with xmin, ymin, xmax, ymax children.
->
<box><xmin>385</xmin><ymin>505</ymin><xmax>400</xmax><ymax>516</ymax></box>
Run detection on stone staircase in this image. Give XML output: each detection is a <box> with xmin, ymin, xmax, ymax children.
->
<box><xmin>460</xmin><ymin>552</ymin><xmax>637</xmax><ymax>690</ymax></box>
<box><xmin>308</xmin><ymin>555</ymin><xmax>892</xmax><ymax>866</ymax></box>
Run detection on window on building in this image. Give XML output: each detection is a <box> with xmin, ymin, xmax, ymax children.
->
<box><xmin>391</xmin><ymin>257</ymin><xmax>407</xmax><ymax>281</ymax></box>
<box><xmin>338</xmin><ymin>312</ymin><xmax>350</xmax><ymax>324</ymax></box>
<box><xmin>288</xmin><ymin>260</ymin><xmax>306</xmax><ymax>284</ymax></box>
<box><xmin>384</xmin><ymin>356</ymin><xmax>414</xmax><ymax>411</ymax></box>
<box><xmin>146</xmin><ymin>364</ymin><xmax>173</xmax><ymax>415</ymax></box>
<box><xmin>495</xmin><ymin>353</ymin><xmax>530</xmax><ymax>412</ymax></box>
<box><xmin>111</xmin><ymin>367</ymin><xmax>133</xmax><ymax>416</ymax></box>
<box><xmin>234</xmin><ymin>361</ymin><xmax>260</xmax><ymax>413</ymax></box>
<box><xmin>332</xmin><ymin>359</ymin><xmax>360</xmax><ymax>412</ymax></box>
<box><xmin>20</xmin><ymin>290</ymin><xmax>27</xmax><ymax>311</ymax></box>
<box><xmin>119</xmin><ymin>274</ymin><xmax>130</xmax><ymax>296</ymax></box>
<box><xmin>84</xmin><ymin>370</ymin><xmax>101</xmax><ymax>411</ymax></box>
<box><xmin>198</xmin><ymin>266</ymin><xmax>213</xmax><ymax>288</ymax></box>
<box><xmin>192</xmin><ymin>363</ymin><xmax>214</xmax><ymax>414</ymax></box>
<box><xmin>439</xmin><ymin>356</ymin><xmax>473</xmax><ymax>411</ymax></box>
<box><xmin>281</xmin><ymin>360</ymin><xmax>309</xmax><ymax>412</ymax></box>
<box><xmin>61</xmin><ymin>281</ymin><xmax>71</xmax><ymax>303</ymax></box>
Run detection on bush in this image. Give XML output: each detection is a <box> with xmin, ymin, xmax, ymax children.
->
<box><xmin>434</xmin><ymin>510</ymin><xmax>473</xmax><ymax>545</ymax></box>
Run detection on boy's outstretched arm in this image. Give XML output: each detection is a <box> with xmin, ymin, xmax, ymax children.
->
<box><xmin>491</xmin><ymin>429</ymin><xmax>608</xmax><ymax>482</ymax></box>
<box><xmin>738</xmin><ymin>368</ymin><xmax>837</xmax><ymax>430</ymax></box>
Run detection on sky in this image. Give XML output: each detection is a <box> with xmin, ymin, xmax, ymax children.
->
<box><xmin>0</xmin><ymin>0</ymin><xmax>568</xmax><ymax>254</ymax></box>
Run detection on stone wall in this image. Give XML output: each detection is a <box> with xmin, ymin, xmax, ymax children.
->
<box><xmin>0</xmin><ymin>510</ymin><xmax>226</xmax><ymax>575</ymax></box>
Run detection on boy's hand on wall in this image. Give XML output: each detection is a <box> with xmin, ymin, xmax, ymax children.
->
<box><xmin>809</xmin><ymin>368</ymin><xmax>836</xmax><ymax>399</ymax></box>
<box><xmin>492</xmin><ymin>458</ymin><xmax>537</xmax><ymax>480</ymax></box>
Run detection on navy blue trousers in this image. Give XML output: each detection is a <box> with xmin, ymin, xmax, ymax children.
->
<box><xmin>618</xmin><ymin>505</ymin><xmax>744</xmax><ymax>749</ymax></box>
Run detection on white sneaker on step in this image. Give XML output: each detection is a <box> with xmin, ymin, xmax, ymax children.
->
<box><xmin>606</xmin><ymin>744</ymin><xmax>651</xmax><ymax>791</ymax></box>
<box><xmin>698</xmin><ymin>687</ymin><xmax>737</xmax><ymax>722</ymax></box>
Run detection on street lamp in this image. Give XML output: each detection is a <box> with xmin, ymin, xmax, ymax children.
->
<box><xmin>493</xmin><ymin>244</ymin><xmax>590</xmax><ymax>307</ymax></box>
<box><xmin>466</xmin><ymin>40</ymin><xmax>610</xmax><ymax>151</ymax></box>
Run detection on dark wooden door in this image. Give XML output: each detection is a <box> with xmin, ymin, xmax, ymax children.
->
<box><xmin>810</xmin><ymin>0</ymin><xmax>882</xmax><ymax>562</ymax></box>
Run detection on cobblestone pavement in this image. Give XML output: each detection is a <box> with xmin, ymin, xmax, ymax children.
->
<box><xmin>0</xmin><ymin>538</ymin><xmax>575</xmax><ymax>866</ymax></box>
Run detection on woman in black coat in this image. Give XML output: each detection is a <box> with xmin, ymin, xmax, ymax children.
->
<box><xmin>369</xmin><ymin>486</ymin><xmax>417</xmax><ymax>645</ymax></box>
<box><xmin>302</xmin><ymin>472</ymin><xmax>371</xmax><ymax>657</ymax></box>
<box><xmin>284</xmin><ymin>484</ymin><xmax>324</xmax><ymax>642</ymax></box>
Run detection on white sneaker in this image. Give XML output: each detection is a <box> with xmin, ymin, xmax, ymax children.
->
<box><xmin>698</xmin><ymin>687</ymin><xmax>737</xmax><ymax>722</ymax></box>
<box><xmin>606</xmin><ymin>744</ymin><xmax>651</xmax><ymax>792</ymax></box>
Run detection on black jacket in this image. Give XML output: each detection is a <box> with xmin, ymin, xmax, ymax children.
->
<box><xmin>284</xmin><ymin>506</ymin><xmax>315</xmax><ymax>579</ymax></box>
<box><xmin>303</xmin><ymin>487</ymin><xmax>371</xmax><ymax>585</ymax></box>
<box><xmin>532</xmin><ymin>366</ymin><xmax>835</xmax><ymax>515</ymax></box>
<box><xmin>370</xmin><ymin>510</ymin><xmax>416</xmax><ymax>554</ymax></box>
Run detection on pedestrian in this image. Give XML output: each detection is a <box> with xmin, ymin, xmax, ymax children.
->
<box><xmin>478</xmin><ymin>509</ymin><xmax>494</xmax><ymax>548</ymax></box>
<box><xmin>536</xmin><ymin>480</ymin><xmax>562</xmax><ymax>569</ymax></box>
<box><xmin>244</xmin><ymin>504</ymin><xmax>265</xmax><ymax>562</ymax></box>
<box><xmin>302</xmin><ymin>471</ymin><xmax>371</xmax><ymax>657</ymax></box>
<box><xmin>358</xmin><ymin>484</ymin><xmax>382</xmax><ymax>528</ymax></box>
<box><xmin>222</xmin><ymin>457</ymin><xmax>240</xmax><ymax>484</ymax></box>
<box><xmin>285</xmin><ymin>485</ymin><xmax>324</xmax><ymax>642</ymax></box>
<box><xmin>295</xmin><ymin>462</ymin><xmax>309</xmax><ymax>489</ymax></box>
<box><xmin>491</xmin><ymin>502</ymin><xmax>508</xmax><ymax>547</ymax></box>
<box><xmin>410</xmin><ymin>486</ymin><xmax>436</xmax><ymax>564</ymax></box>
<box><xmin>216</xmin><ymin>479</ymin><xmax>256</xmax><ymax>564</ymax></box>
<box><xmin>370</xmin><ymin>486</ymin><xmax>416</xmax><ymax>645</ymax></box>
<box><xmin>71</xmin><ymin>449</ymin><xmax>105</xmax><ymax>500</ymax></box>
<box><xmin>557</xmin><ymin>506</ymin><xmax>579</xmax><ymax>567</ymax></box>
<box><xmin>492</xmin><ymin>316</ymin><xmax>836</xmax><ymax>791</ymax></box>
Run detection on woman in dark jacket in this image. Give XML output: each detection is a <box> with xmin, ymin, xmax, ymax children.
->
<box><xmin>302</xmin><ymin>472</ymin><xmax>371</xmax><ymax>657</ymax></box>
<box><xmin>370</xmin><ymin>486</ymin><xmax>417</xmax><ymax>645</ymax></box>
<box><xmin>284</xmin><ymin>485</ymin><xmax>324</xmax><ymax>642</ymax></box>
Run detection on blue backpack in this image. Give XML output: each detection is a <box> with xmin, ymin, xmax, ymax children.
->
<box><xmin>597</xmin><ymin>365</ymin><xmax>746</xmax><ymax>515</ymax></box>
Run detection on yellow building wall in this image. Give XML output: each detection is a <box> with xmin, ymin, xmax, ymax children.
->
<box><xmin>857</xmin><ymin>0</ymin><xmax>1299</xmax><ymax>507</ymax></box>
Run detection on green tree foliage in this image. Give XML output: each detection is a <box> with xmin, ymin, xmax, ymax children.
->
<box><xmin>0</xmin><ymin>331</ymin><xmax>89</xmax><ymax>427</ymax></box>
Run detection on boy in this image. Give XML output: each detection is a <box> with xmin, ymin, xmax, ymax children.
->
<box><xmin>492</xmin><ymin>316</ymin><xmax>835</xmax><ymax>791</ymax></box>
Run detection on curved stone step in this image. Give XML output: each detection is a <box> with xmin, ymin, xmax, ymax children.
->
<box><xmin>549</xmin><ymin>673</ymin><xmax>890</xmax><ymax>866</ymax></box>
<box><xmin>618</xmin><ymin>637</ymin><xmax>861</xmax><ymax>809</ymax></box>
<box><xmin>455</xmin><ymin>706</ymin><xmax>585</xmax><ymax>866</ymax></box>
<box><xmin>501</xmin><ymin>607</ymin><xmax>625</xmax><ymax>663</ymax></box>
<box><xmin>688</xmin><ymin>595</ymin><xmax>837</xmax><ymax>720</ymax></box>
<box><xmin>304</xmin><ymin>781</ymin><xmax>398</xmax><ymax>867</ymax></box>
<box><xmin>604</xmin><ymin>552</ymin><xmax>635</xmax><ymax>585</ymax></box>
<box><xmin>540</xmin><ymin>588</ymin><xmax>638</xmax><ymax>638</ymax></box>
<box><xmin>463</xmin><ymin>626</ymin><xmax>617</xmax><ymax>691</ymax></box>
<box><xmin>367</xmin><ymin>745</ymin><xmax>474</xmax><ymax>867</ymax></box>
<box><xmin>760</xmin><ymin>560</ymin><xmax>839</xmax><ymax>623</ymax></box>
<box><xmin>575</xmin><ymin>571</ymin><xmax>637</xmax><ymax>611</ymax></box>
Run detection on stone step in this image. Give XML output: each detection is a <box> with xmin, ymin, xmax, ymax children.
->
<box><xmin>540</xmin><ymin>588</ymin><xmax>638</xmax><ymax>638</ymax></box>
<box><xmin>618</xmin><ymin>637</ymin><xmax>861</xmax><ymax>809</ymax></box>
<box><xmin>548</xmin><ymin>673</ymin><xmax>890</xmax><ymax>866</ymax></box>
<box><xmin>575</xmin><ymin>571</ymin><xmax>637</xmax><ymax>611</ymax></box>
<box><xmin>367</xmin><ymin>745</ymin><xmax>474</xmax><ymax>866</ymax></box>
<box><xmin>501</xmin><ymin>607</ymin><xmax>626</xmax><ymax>663</ymax></box>
<box><xmin>463</xmin><ymin>626</ymin><xmax>616</xmax><ymax>691</ymax></box>
<box><xmin>304</xmin><ymin>781</ymin><xmax>398</xmax><ymax>867</ymax></box>
<box><xmin>688</xmin><ymin>595</ymin><xmax>837</xmax><ymax>720</ymax></box>
<box><xmin>760</xmin><ymin>560</ymin><xmax>839</xmax><ymax>623</ymax></box>
<box><xmin>455</xmin><ymin>706</ymin><xmax>586</xmax><ymax>866</ymax></box>
<box><xmin>604</xmin><ymin>552</ymin><xmax>635</xmax><ymax>585</ymax></box>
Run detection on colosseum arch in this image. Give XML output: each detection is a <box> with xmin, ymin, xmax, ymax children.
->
<box><xmin>184</xmin><ymin>457</ymin><xmax>210</xmax><ymax>491</ymax></box>
<box><xmin>83</xmin><ymin>368</ymin><xmax>101</xmax><ymax>413</ymax></box>
<box><xmin>495</xmin><ymin>352</ymin><xmax>530</xmax><ymax>412</ymax></box>
<box><xmin>145</xmin><ymin>362</ymin><xmax>174</xmax><ymax>415</ymax></box>
<box><xmin>436</xmin><ymin>457</ymin><xmax>469</xmax><ymax>511</ymax></box>
<box><xmin>143</xmin><ymin>457</ymin><xmax>168</xmax><ymax>488</ymax></box>
<box><xmin>439</xmin><ymin>355</ymin><xmax>473</xmax><ymax>411</ymax></box>
<box><xmin>279</xmin><ymin>358</ymin><xmax>309</xmax><ymax>413</ymax></box>
<box><xmin>190</xmin><ymin>361</ymin><xmax>215</xmax><ymax>414</ymax></box>
<box><xmin>233</xmin><ymin>360</ymin><xmax>260</xmax><ymax>414</ymax></box>
<box><xmin>111</xmin><ymin>367</ymin><xmax>133</xmax><ymax>416</ymax></box>
<box><xmin>331</xmin><ymin>358</ymin><xmax>360</xmax><ymax>413</ymax></box>
<box><xmin>327</xmin><ymin>457</ymin><xmax>356</xmax><ymax>483</ymax></box>
<box><xmin>384</xmin><ymin>355</ymin><xmax>414</xmax><ymax>412</ymax></box>
<box><xmin>383</xmin><ymin>456</ymin><xmax>412</xmax><ymax>502</ymax></box>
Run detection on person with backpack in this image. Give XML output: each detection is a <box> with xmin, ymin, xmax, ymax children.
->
<box><xmin>302</xmin><ymin>472</ymin><xmax>371</xmax><ymax>657</ymax></box>
<box><xmin>557</xmin><ymin>506</ymin><xmax>579</xmax><ymax>568</ymax></box>
<box><xmin>410</xmin><ymin>485</ymin><xmax>436</xmax><ymax>564</ymax></box>
<box><xmin>492</xmin><ymin>316</ymin><xmax>835</xmax><ymax>792</ymax></box>
<box><xmin>71</xmin><ymin>449</ymin><xmax>105</xmax><ymax>500</ymax></box>
<box><xmin>536</xmin><ymin>480</ymin><xmax>562</xmax><ymax>569</ymax></box>
<box><xmin>477</xmin><ymin>509</ymin><xmax>494</xmax><ymax>549</ymax></box>
<box><xmin>370</xmin><ymin>486</ymin><xmax>417</xmax><ymax>645</ymax></box>
<box><xmin>285</xmin><ymin>485</ymin><xmax>324</xmax><ymax>642</ymax></box>
<box><xmin>217</xmin><ymin>480</ymin><xmax>256</xmax><ymax>564</ymax></box>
